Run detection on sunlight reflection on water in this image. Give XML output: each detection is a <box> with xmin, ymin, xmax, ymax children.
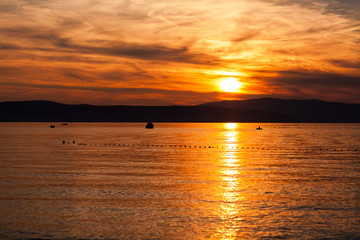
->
<box><xmin>214</xmin><ymin>123</ymin><xmax>245</xmax><ymax>239</ymax></box>
<box><xmin>0</xmin><ymin>123</ymin><xmax>359</xmax><ymax>239</ymax></box>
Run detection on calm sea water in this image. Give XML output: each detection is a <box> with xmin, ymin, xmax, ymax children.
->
<box><xmin>0</xmin><ymin>122</ymin><xmax>359</xmax><ymax>239</ymax></box>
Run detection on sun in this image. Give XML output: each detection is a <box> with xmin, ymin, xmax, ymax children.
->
<box><xmin>219</xmin><ymin>77</ymin><xmax>242</xmax><ymax>92</ymax></box>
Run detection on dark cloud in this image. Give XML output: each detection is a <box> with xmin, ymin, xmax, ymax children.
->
<box><xmin>0</xmin><ymin>26</ymin><xmax>65</xmax><ymax>48</ymax></box>
<box><xmin>0</xmin><ymin>3</ymin><xmax>20</xmax><ymax>14</ymax></box>
<box><xmin>0</xmin><ymin>25</ymin><xmax>218</xmax><ymax>65</ymax></box>
<box><xmin>257</xmin><ymin>69</ymin><xmax>360</xmax><ymax>103</ymax></box>
<box><xmin>62</xmin><ymin>69</ymin><xmax>95</xmax><ymax>82</ymax></box>
<box><xmin>264</xmin><ymin>0</ymin><xmax>360</xmax><ymax>21</ymax></box>
<box><xmin>39</xmin><ymin>55</ymin><xmax>112</xmax><ymax>64</ymax></box>
<box><xmin>0</xmin><ymin>43</ymin><xmax>23</xmax><ymax>50</ymax></box>
<box><xmin>330</xmin><ymin>59</ymin><xmax>360</xmax><ymax>69</ymax></box>
<box><xmin>231</xmin><ymin>31</ymin><xmax>261</xmax><ymax>43</ymax></box>
<box><xmin>268</xmin><ymin>70</ymin><xmax>360</xmax><ymax>88</ymax></box>
<box><xmin>325</xmin><ymin>0</ymin><xmax>360</xmax><ymax>21</ymax></box>
<box><xmin>101</xmin><ymin>69</ymin><xmax>155</xmax><ymax>82</ymax></box>
<box><xmin>56</xmin><ymin>40</ymin><xmax>218</xmax><ymax>65</ymax></box>
<box><xmin>0</xmin><ymin>66</ymin><xmax>20</xmax><ymax>75</ymax></box>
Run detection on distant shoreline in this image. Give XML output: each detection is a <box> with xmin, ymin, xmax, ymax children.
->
<box><xmin>0</xmin><ymin>121</ymin><xmax>360</xmax><ymax>123</ymax></box>
<box><xmin>1</xmin><ymin>98</ymin><xmax>359</xmax><ymax>123</ymax></box>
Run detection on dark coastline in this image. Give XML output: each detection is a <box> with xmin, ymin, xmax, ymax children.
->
<box><xmin>0</xmin><ymin>98</ymin><xmax>359</xmax><ymax>123</ymax></box>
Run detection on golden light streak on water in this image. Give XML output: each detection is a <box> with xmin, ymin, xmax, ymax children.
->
<box><xmin>211</xmin><ymin>124</ymin><xmax>246</xmax><ymax>239</ymax></box>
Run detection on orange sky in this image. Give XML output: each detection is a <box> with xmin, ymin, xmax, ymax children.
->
<box><xmin>0</xmin><ymin>0</ymin><xmax>359</xmax><ymax>105</ymax></box>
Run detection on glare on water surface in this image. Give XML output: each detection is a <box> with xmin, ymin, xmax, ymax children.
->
<box><xmin>0</xmin><ymin>122</ymin><xmax>359</xmax><ymax>239</ymax></box>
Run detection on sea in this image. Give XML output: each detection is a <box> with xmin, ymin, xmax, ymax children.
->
<box><xmin>0</xmin><ymin>122</ymin><xmax>359</xmax><ymax>239</ymax></box>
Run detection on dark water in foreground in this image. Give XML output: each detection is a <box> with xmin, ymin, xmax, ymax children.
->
<box><xmin>0</xmin><ymin>123</ymin><xmax>359</xmax><ymax>239</ymax></box>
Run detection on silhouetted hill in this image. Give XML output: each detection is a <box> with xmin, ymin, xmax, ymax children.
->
<box><xmin>199</xmin><ymin>98</ymin><xmax>360</xmax><ymax>123</ymax></box>
<box><xmin>0</xmin><ymin>100</ymin><xmax>294</xmax><ymax>122</ymax></box>
<box><xmin>1</xmin><ymin>98</ymin><xmax>358</xmax><ymax>122</ymax></box>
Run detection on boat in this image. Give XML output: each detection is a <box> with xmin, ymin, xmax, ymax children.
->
<box><xmin>50</xmin><ymin>125</ymin><xmax>55</xmax><ymax>128</ymax></box>
<box><xmin>256</xmin><ymin>126</ymin><xmax>262</xmax><ymax>130</ymax></box>
<box><xmin>61</xmin><ymin>123</ymin><xmax>68</xmax><ymax>125</ymax></box>
<box><xmin>145</xmin><ymin>122</ymin><xmax>154</xmax><ymax>129</ymax></box>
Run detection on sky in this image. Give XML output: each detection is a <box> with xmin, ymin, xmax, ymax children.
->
<box><xmin>0</xmin><ymin>0</ymin><xmax>359</xmax><ymax>105</ymax></box>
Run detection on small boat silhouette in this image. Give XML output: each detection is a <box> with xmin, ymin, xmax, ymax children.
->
<box><xmin>145</xmin><ymin>122</ymin><xmax>154</xmax><ymax>129</ymax></box>
<box><xmin>62</xmin><ymin>123</ymin><xmax>68</xmax><ymax>125</ymax></box>
<box><xmin>256</xmin><ymin>126</ymin><xmax>262</xmax><ymax>130</ymax></box>
<box><xmin>50</xmin><ymin>125</ymin><xmax>55</xmax><ymax>128</ymax></box>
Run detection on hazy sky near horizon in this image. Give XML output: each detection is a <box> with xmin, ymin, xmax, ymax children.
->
<box><xmin>0</xmin><ymin>0</ymin><xmax>359</xmax><ymax>105</ymax></box>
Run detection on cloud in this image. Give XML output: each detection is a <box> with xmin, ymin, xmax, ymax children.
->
<box><xmin>0</xmin><ymin>2</ymin><xmax>22</xmax><ymax>14</ymax></box>
<box><xmin>0</xmin><ymin>24</ymin><xmax>218</xmax><ymax>65</ymax></box>
<box><xmin>324</xmin><ymin>0</ymin><xmax>360</xmax><ymax>21</ymax></box>
<box><xmin>64</xmin><ymin>42</ymin><xmax>217</xmax><ymax>65</ymax></box>
<box><xmin>329</xmin><ymin>59</ymin><xmax>360</xmax><ymax>69</ymax></box>
<box><xmin>263</xmin><ymin>0</ymin><xmax>360</xmax><ymax>21</ymax></box>
<box><xmin>0</xmin><ymin>66</ymin><xmax>20</xmax><ymax>75</ymax></box>
<box><xmin>265</xmin><ymin>70</ymin><xmax>360</xmax><ymax>88</ymax></box>
<box><xmin>101</xmin><ymin>69</ymin><xmax>155</xmax><ymax>82</ymax></box>
<box><xmin>256</xmin><ymin>69</ymin><xmax>360</xmax><ymax>103</ymax></box>
<box><xmin>0</xmin><ymin>43</ymin><xmax>23</xmax><ymax>50</ymax></box>
<box><xmin>231</xmin><ymin>30</ymin><xmax>261</xmax><ymax>43</ymax></box>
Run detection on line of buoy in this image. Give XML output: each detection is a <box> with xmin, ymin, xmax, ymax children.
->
<box><xmin>62</xmin><ymin>140</ymin><xmax>359</xmax><ymax>152</ymax></box>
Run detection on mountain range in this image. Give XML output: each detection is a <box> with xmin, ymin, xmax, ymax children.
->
<box><xmin>0</xmin><ymin>98</ymin><xmax>359</xmax><ymax>123</ymax></box>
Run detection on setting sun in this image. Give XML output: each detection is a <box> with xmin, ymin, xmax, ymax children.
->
<box><xmin>219</xmin><ymin>78</ymin><xmax>242</xmax><ymax>93</ymax></box>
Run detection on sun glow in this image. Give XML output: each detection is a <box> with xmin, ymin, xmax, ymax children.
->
<box><xmin>225</xmin><ymin>123</ymin><xmax>237</xmax><ymax>129</ymax></box>
<box><xmin>219</xmin><ymin>77</ymin><xmax>242</xmax><ymax>93</ymax></box>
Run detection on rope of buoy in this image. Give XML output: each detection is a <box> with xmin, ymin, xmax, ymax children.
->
<box><xmin>62</xmin><ymin>140</ymin><xmax>359</xmax><ymax>152</ymax></box>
